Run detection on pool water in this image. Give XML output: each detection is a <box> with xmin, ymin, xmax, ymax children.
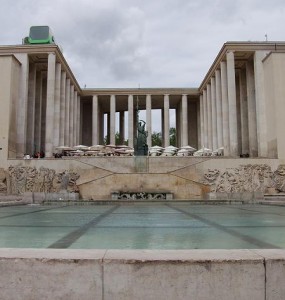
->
<box><xmin>0</xmin><ymin>203</ymin><xmax>284</xmax><ymax>249</ymax></box>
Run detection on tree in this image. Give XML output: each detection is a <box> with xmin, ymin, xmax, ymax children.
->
<box><xmin>151</xmin><ymin>127</ymin><xmax>176</xmax><ymax>147</ymax></box>
<box><xmin>151</xmin><ymin>131</ymin><xmax>162</xmax><ymax>146</ymax></box>
<box><xmin>104</xmin><ymin>132</ymin><xmax>128</xmax><ymax>145</ymax></box>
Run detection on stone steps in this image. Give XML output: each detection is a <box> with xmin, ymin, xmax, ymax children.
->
<box><xmin>259</xmin><ymin>194</ymin><xmax>285</xmax><ymax>206</ymax></box>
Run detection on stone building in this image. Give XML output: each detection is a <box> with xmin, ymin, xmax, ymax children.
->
<box><xmin>1</xmin><ymin>41</ymin><xmax>285</xmax><ymax>199</ymax></box>
<box><xmin>1</xmin><ymin>42</ymin><xmax>285</xmax><ymax>160</ymax></box>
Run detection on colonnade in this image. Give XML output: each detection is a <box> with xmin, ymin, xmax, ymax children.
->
<box><xmin>15</xmin><ymin>50</ymin><xmax>270</xmax><ymax>158</ymax></box>
<box><xmin>15</xmin><ymin>52</ymin><xmax>81</xmax><ymax>158</ymax></box>
<box><xmin>199</xmin><ymin>50</ymin><xmax>269</xmax><ymax>157</ymax></box>
<box><xmin>90</xmin><ymin>93</ymin><xmax>198</xmax><ymax>148</ymax></box>
<box><xmin>3</xmin><ymin>42</ymin><xmax>284</xmax><ymax>160</ymax></box>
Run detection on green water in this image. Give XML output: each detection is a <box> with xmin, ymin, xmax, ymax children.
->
<box><xmin>0</xmin><ymin>203</ymin><xmax>284</xmax><ymax>249</ymax></box>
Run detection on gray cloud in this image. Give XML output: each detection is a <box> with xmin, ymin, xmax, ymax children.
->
<box><xmin>1</xmin><ymin>0</ymin><xmax>285</xmax><ymax>89</ymax></box>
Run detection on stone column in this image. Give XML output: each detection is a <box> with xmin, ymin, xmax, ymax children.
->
<box><xmin>164</xmin><ymin>94</ymin><xmax>170</xmax><ymax>147</ymax></box>
<box><xmin>246</xmin><ymin>60</ymin><xmax>258</xmax><ymax>157</ymax></box>
<box><xmin>199</xmin><ymin>95</ymin><xmax>204</xmax><ymax>147</ymax></box>
<box><xmin>59</xmin><ymin>71</ymin><xmax>66</xmax><ymax>146</ymax></box>
<box><xmin>215</xmin><ymin>69</ymin><xmax>223</xmax><ymax>148</ymax></box>
<box><xmin>161</xmin><ymin>109</ymin><xmax>165</xmax><ymax>146</ymax></box>
<box><xmin>92</xmin><ymin>95</ymin><xmax>99</xmax><ymax>145</ymax></box>
<box><xmin>34</xmin><ymin>71</ymin><xmax>43</xmax><ymax>152</ymax></box>
<box><xmin>53</xmin><ymin>63</ymin><xmax>61</xmax><ymax>149</ymax></box>
<box><xmin>226</xmin><ymin>51</ymin><xmax>238</xmax><ymax>156</ymax></box>
<box><xmin>236</xmin><ymin>73</ymin><xmax>242</xmax><ymax>155</ymax></box>
<box><xmin>254</xmin><ymin>50</ymin><xmax>269</xmax><ymax>157</ymax></box>
<box><xmin>14</xmin><ymin>53</ymin><xmax>29</xmax><ymax>157</ymax></box>
<box><xmin>220</xmin><ymin>61</ymin><xmax>230</xmax><ymax>156</ymax></box>
<box><xmin>110</xmin><ymin>95</ymin><xmax>116</xmax><ymax>145</ymax></box>
<box><xmin>69</xmin><ymin>86</ymin><xmax>74</xmax><ymax>146</ymax></box>
<box><xmin>40</xmin><ymin>78</ymin><xmax>47</xmax><ymax>152</ymax></box>
<box><xmin>198</xmin><ymin>96</ymin><xmax>202</xmax><ymax>148</ymax></box>
<box><xmin>26</xmin><ymin>63</ymin><xmax>37</xmax><ymax>155</ymax></box>
<box><xmin>211</xmin><ymin>77</ymin><xmax>217</xmax><ymax>150</ymax></box>
<box><xmin>239</xmin><ymin>69</ymin><xmax>249</xmax><ymax>155</ymax></box>
<box><xmin>202</xmin><ymin>90</ymin><xmax>208</xmax><ymax>148</ymax></box>
<box><xmin>182</xmin><ymin>94</ymin><xmax>188</xmax><ymax>146</ymax></box>
<box><xmin>64</xmin><ymin>78</ymin><xmax>70</xmax><ymax>146</ymax></box>
<box><xmin>128</xmin><ymin>95</ymin><xmax>134</xmax><ymax>148</ymax></box>
<box><xmin>77</xmin><ymin>95</ymin><xmax>81</xmax><ymax>145</ymax></box>
<box><xmin>119</xmin><ymin>111</ymin><xmax>125</xmax><ymax>144</ymax></box>
<box><xmin>146</xmin><ymin>94</ymin><xmax>152</xmax><ymax>147</ymax></box>
<box><xmin>73</xmin><ymin>91</ymin><xmax>78</xmax><ymax>145</ymax></box>
<box><xmin>40</xmin><ymin>79</ymin><xmax>47</xmax><ymax>152</ymax></box>
<box><xmin>45</xmin><ymin>52</ymin><xmax>56</xmax><ymax>157</ymax></box>
<box><xmin>206</xmin><ymin>84</ymin><xmax>212</xmax><ymax>150</ymax></box>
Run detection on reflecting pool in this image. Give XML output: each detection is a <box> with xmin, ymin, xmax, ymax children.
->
<box><xmin>0</xmin><ymin>203</ymin><xmax>284</xmax><ymax>249</ymax></box>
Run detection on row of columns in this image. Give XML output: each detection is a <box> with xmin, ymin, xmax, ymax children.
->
<box><xmin>200</xmin><ymin>50</ymin><xmax>268</xmax><ymax>157</ymax></box>
<box><xmin>46</xmin><ymin>53</ymin><xmax>81</xmax><ymax>156</ymax></box>
<box><xmin>16</xmin><ymin>52</ymin><xmax>81</xmax><ymax>158</ymax></box>
<box><xmin>200</xmin><ymin>52</ymin><xmax>239</xmax><ymax>156</ymax></box>
<box><xmin>92</xmin><ymin>94</ymin><xmax>191</xmax><ymax>148</ymax></box>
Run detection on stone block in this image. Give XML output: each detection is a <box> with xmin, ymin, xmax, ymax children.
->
<box><xmin>44</xmin><ymin>192</ymin><xmax>79</xmax><ymax>201</ymax></box>
<box><xmin>166</xmin><ymin>193</ymin><xmax>173</xmax><ymax>200</ymax></box>
<box><xmin>33</xmin><ymin>192</ymin><xmax>45</xmax><ymax>204</ymax></box>
<box><xmin>254</xmin><ymin>191</ymin><xmax>264</xmax><ymax>200</ymax></box>
<box><xmin>240</xmin><ymin>192</ymin><xmax>254</xmax><ymax>201</ymax></box>
<box><xmin>228</xmin><ymin>192</ymin><xmax>241</xmax><ymax>200</ymax></box>
<box><xmin>104</xmin><ymin>249</ymin><xmax>265</xmax><ymax>300</ymax></box>
<box><xmin>22</xmin><ymin>192</ymin><xmax>33</xmax><ymax>203</ymax></box>
<box><xmin>215</xmin><ymin>192</ymin><xmax>229</xmax><ymax>200</ymax></box>
<box><xmin>0</xmin><ymin>249</ymin><xmax>104</xmax><ymax>300</ymax></box>
<box><xmin>253</xmin><ymin>249</ymin><xmax>285</xmax><ymax>300</ymax></box>
<box><xmin>205</xmin><ymin>192</ymin><xmax>216</xmax><ymax>200</ymax></box>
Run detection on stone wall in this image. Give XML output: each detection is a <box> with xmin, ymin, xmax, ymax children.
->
<box><xmin>0</xmin><ymin>248</ymin><xmax>285</xmax><ymax>300</ymax></box>
<box><xmin>1</xmin><ymin>157</ymin><xmax>285</xmax><ymax>200</ymax></box>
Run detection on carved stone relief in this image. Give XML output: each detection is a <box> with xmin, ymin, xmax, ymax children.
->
<box><xmin>3</xmin><ymin>165</ymin><xmax>80</xmax><ymax>195</ymax></box>
<box><xmin>119</xmin><ymin>192</ymin><xmax>166</xmax><ymax>200</ymax></box>
<box><xmin>0</xmin><ymin>169</ymin><xmax>7</xmax><ymax>194</ymax></box>
<box><xmin>272</xmin><ymin>165</ymin><xmax>285</xmax><ymax>192</ymax></box>
<box><xmin>203</xmin><ymin>164</ymin><xmax>283</xmax><ymax>193</ymax></box>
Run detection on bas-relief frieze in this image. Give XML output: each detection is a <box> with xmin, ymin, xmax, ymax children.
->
<box><xmin>203</xmin><ymin>164</ymin><xmax>285</xmax><ymax>193</ymax></box>
<box><xmin>0</xmin><ymin>169</ymin><xmax>7</xmax><ymax>194</ymax></box>
<box><xmin>0</xmin><ymin>166</ymin><xmax>79</xmax><ymax>195</ymax></box>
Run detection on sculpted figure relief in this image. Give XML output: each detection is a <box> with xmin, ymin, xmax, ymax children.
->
<box><xmin>204</xmin><ymin>164</ymin><xmax>280</xmax><ymax>193</ymax></box>
<box><xmin>5</xmin><ymin>165</ymin><xmax>80</xmax><ymax>195</ymax></box>
<box><xmin>272</xmin><ymin>165</ymin><xmax>285</xmax><ymax>192</ymax></box>
<box><xmin>0</xmin><ymin>169</ymin><xmax>7</xmax><ymax>194</ymax></box>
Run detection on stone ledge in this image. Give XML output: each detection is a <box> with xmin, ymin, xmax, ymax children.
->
<box><xmin>0</xmin><ymin>249</ymin><xmax>284</xmax><ymax>299</ymax></box>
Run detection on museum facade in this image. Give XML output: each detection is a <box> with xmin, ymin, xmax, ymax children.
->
<box><xmin>1</xmin><ymin>41</ymin><xmax>285</xmax><ymax>200</ymax></box>
<box><xmin>1</xmin><ymin>42</ymin><xmax>285</xmax><ymax>160</ymax></box>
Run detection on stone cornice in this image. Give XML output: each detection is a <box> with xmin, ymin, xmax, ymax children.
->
<box><xmin>81</xmin><ymin>87</ymin><xmax>199</xmax><ymax>96</ymax></box>
<box><xmin>0</xmin><ymin>45</ymin><xmax>81</xmax><ymax>92</ymax></box>
<box><xmin>199</xmin><ymin>41</ymin><xmax>285</xmax><ymax>92</ymax></box>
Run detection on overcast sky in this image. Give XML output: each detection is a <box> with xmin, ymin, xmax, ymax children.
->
<box><xmin>1</xmin><ymin>0</ymin><xmax>285</xmax><ymax>136</ymax></box>
<box><xmin>1</xmin><ymin>0</ymin><xmax>285</xmax><ymax>89</ymax></box>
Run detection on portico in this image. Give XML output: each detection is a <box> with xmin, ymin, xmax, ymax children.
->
<box><xmin>1</xmin><ymin>42</ymin><xmax>285</xmax><ymax>160</ymax></box>
<box><xmin>199</xmin><ymin>42</ymin><xmax>285</xmax><ymax>158</ymax></box>
<box><xmin>81</xmin><ymin>89</ymin><xmax>199</xmax><ymax>149</ymax></box>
